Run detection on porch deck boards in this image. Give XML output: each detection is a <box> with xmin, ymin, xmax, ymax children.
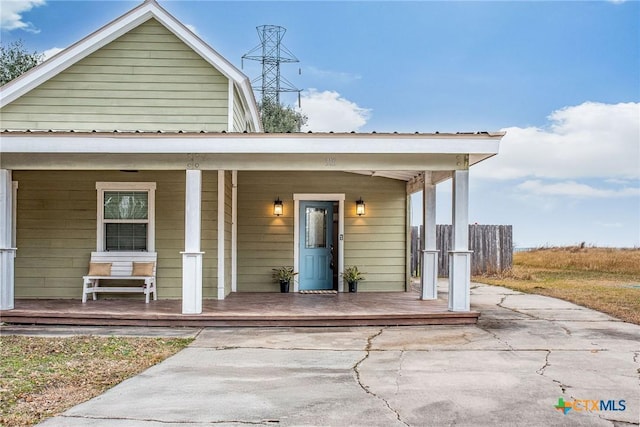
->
<box><xmin>0</xmin><ymin>292</ymin><xmax>478</xmax><ymax>327</ymax></box>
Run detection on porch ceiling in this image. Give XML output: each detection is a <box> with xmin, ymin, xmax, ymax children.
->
<box><xmin>0</xmin><ymin>131</ymin><xmax>504</xmax><ymax>180</ymax></box>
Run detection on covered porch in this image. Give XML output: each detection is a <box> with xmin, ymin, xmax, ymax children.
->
<box><xmin>0</xmin><ymin>131</ymin><xmax>503</xmax><ymax>319</ymax></box>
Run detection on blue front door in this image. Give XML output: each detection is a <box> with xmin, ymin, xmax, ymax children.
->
<box><xmin>299</xmin><ymin>201</ymin><xmax>334</xmax><ymax>290</ymax></box>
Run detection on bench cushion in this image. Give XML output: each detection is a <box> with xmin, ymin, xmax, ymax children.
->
<box><xmin>88</xmin><ymin>262</ymin><xmax>112</xmax><ymax>276</ymax></box>
<box><xmin>132</xmin><ymin>262</ymin><xmax>154</xmax><ymax>276</ymax></box>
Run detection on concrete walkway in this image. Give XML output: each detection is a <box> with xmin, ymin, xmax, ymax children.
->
<box><xmin>4</xmin><ymin>283</ymin><xmax>638</xmax><ymax>426</ymax></box>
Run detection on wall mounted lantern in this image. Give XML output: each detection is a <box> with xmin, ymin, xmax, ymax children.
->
<box><xmin>355</xmin><ymin>197</ymin><xmax>366</xmax><ymax>216</ymax></box>
<box><xmin>273</xmin><ymin>197</ymin><xmax>283</xmax><ymax>216</ymax></box>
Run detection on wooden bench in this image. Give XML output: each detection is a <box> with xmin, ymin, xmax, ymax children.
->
<box><xmin>82</xmin><ymin>252</ymin><xmax>157</xmax><ymax>303</ymax></box>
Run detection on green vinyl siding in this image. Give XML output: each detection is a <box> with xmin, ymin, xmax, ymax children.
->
<box><xmin>13</xmin><ymin>170</ymin><xmax>220</xmax><ymax>299</ymax></box>
<box><xmin>0</xmin><ymin>19</ymin><xmax>230</xmax><ymax>132</ymax></box>
<box><xmin>232</xmin><ymin>86</ymin><xmax>245</xmax><ymax>132</ymax></box>
<box><xmin>237</xmin><ymin>171</ymin><xmax>407</xmax><ymax>292</ymax></box>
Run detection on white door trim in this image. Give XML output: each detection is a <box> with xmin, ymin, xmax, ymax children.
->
<box><xmin>293</xmin><ymin>193</ymin><xmax>345</xmax><ymax>292</ymax></box>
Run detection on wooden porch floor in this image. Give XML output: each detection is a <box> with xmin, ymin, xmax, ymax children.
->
<box><xmin>0</xmin><ymin>292</ymin><xmax>478</xmax><ymax>327</ymax></box>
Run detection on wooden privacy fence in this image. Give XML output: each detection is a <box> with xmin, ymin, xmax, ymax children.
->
<box><xmin>411</xmin><ymin>225</ymin><xmax>513</xmax><ymax>277</ymax></box>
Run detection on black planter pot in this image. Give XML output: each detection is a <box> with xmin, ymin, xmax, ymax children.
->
<box><xmin>348</xmin><ymin>281</ymin><xmax>358</xmax><ymax>293</ymax></box>
<box><xmin>280</xmin><ymin>280</ymin><xmax>290</xmax><ymax>293</ymax></box>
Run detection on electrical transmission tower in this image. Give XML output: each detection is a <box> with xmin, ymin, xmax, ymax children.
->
<box><xmin>242</xmin><ymin>25</ymin><xmax>301</xmax><ymax>105</ymax></box>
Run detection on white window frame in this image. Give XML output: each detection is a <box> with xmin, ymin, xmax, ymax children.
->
<box><xmin>96</xmin><ymin>182</ymin><xmax>156</xmax><ymax>252</ymax></box>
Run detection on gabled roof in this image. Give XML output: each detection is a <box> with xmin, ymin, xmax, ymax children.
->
<box><xmin>0</xmin><ymin>0</ymin><xmax>262</xmax><ymax>131</ymax></box>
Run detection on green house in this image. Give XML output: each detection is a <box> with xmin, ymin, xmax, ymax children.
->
<box><xmin>0</xmin><ymin>0</ymin><xmax>503</xmax><ymax>315</ymax></box>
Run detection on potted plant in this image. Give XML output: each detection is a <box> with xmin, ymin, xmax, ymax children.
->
<box><xmin>272</xmin><ymin>266</ymin><xmax>298</xmax><ymax>293</ymax></box>
<box><xmin>342</xmin><ymin>266</ymin><xmax>365</xmax><ymax>293</ymax></box>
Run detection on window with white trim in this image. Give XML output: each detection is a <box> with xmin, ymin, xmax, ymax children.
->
<box><xmin>96</xmin><ymin>182</ymin><xmax>156</xmax><ymax>252</ymax></box>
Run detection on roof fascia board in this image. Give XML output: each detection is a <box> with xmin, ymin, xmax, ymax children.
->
<box><xmin>1</xmin><ymin>135</ymin><xmax>501</xmax><ymax>155</ymax></box>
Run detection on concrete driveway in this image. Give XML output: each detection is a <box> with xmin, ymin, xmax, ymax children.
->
<box><xmin>24</xmin><ymin>283</ymin><xmax>640</xmax><ymax>426</ymax></box>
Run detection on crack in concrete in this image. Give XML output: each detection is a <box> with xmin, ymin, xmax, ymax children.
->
<box><xmin>496</xmin><ymin>295</ymin><xmax>539</xmax><ymax>320</ymax></box>
<box><xmin>497</xmin><ymin>295</ymin><xmax>508</xmax><ymax>307</ymax></box>
<box><xmin>353</xmin><ymin>327</ymin><xmax>409</xmax><ymax>426</ymax></box>
<box><xmin>476</xmin><ymin>324</ymin><xmax>515</xmax><ymax>350</ymax></box>
<box><xmin>558</xmin><ymin>324</ymin><xmax>573</xmax><ymax>336</ymax></box>
<box><xmin>534</xmin><ymin>350</ymin><xmax>571</xmax><ymax>394</ymax></box>
<box><xmin>60</xmin><ymin>414</ymin><xmax>278</xmax><ymax>425</ymax></box>
<box><xmin>597</xmin><ymin>414</ymin><xmax>639</xmax><ymax>427</ymax></box>
<box><xmin>536</xmin><ymin>350</ymin><xmax>551</xmax><ymax>375</ymax></box>
<box><xmin>552</xmin><ymin>379</ymin><xmax>568</xmax><ymax>394</ymax></box>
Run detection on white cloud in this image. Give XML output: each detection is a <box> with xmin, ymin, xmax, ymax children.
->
<box><xmin>0</xmin><ymin>0</ymin><xmax>46</xmax><ymax>33</ymax></box>
<box><xmin>517</xmin><ymin>179</ymin><xmax>640</xmax><ymax>198</ymax></box>
<box><xmin>474</xmin><ymin>102</ymin><xmax>640</xmax><ymax>180</ymax></box>
<box><xmin>42</xmin><ymin>47</ymin><xmax>62</xmax><ymax>61</ymax></box>
<box><xmin>298</xmin><ymin>89</ymin><xmax>370</xmax><ymax>132</ymax></box>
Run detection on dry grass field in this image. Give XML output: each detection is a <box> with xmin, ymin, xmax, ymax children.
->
<box><xmin>477</xmin><ymin>246</ymin><xmax>640</xmax><ymax>324</ymax></box>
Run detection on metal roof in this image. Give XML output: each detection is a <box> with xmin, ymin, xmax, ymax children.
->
<box><xmin>1</xmin><ymin>129</ymin><xmax>503</xmax><ymax>137</ymax></box>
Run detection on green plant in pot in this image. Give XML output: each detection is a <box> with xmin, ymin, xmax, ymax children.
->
<box><xmin>342</xmin><ymin>266</ymin><xmax>365</xmax><ymax>293</ymax></box>
<box><xmin>272</xmin><ymin>266</ymin><xmax>298</xmax><ymax>293</ymax></box>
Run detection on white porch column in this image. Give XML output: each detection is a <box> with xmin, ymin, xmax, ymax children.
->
<box><xmin>231</xmin><ymin>170</ymin><xmax>238</xmax><ymax>293</ymax></box>
<box><xmin>448</xmin><ymin>169</ymin><xmax>472</xmax><ymax>312</ymax></box>
<box><xmin>181</xmin><ymin>169</ymin><xmax>204</xmax><ymax>314</ymax></box>
<box><xmin>0</xmin><ymin>170</ymin><xmax>15</xmax><ymax>310</ymax></box>
<box><xmin>217</xmin><ymin>170</ymin><xmax>225</xmax><ymax>300</ymax></box>
<box><xmin>420</xmin><ymin>172</ymin><xmax>438</xmax><ymax>300</ymax></box>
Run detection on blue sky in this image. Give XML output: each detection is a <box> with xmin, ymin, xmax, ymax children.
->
<box><xmin>2</xmin><ymin>0</ymin><xmax>639</xmax><ymax>247</ymax></box>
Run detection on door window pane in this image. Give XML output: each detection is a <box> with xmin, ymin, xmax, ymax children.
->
<box><xmin>305</xmin><ymin>207</ymin><xmax>327</xmax><ymax>248</ymax></box>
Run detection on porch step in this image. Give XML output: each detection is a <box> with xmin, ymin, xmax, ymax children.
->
<box><xmin>0</xmin><ymin>293</ymin><xmax>479</xmax><ymax>327</ymax></box>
